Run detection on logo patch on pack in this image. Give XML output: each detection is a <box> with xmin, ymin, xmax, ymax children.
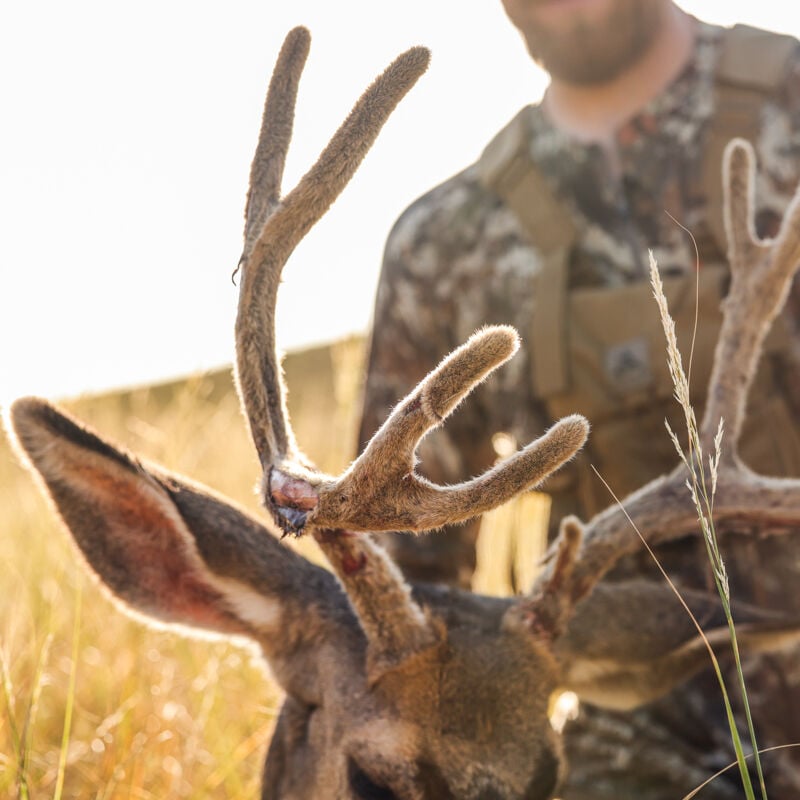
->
<box><xmin>604</xmin><ymin>337</ymin><xmax>652</xmax><ymax>394</ymax></box>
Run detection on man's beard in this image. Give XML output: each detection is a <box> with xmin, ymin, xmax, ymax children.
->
<box><xmin>522</xmin><ymin>0</ymin><xmax>665</xmax><ymax>85</ymax></box>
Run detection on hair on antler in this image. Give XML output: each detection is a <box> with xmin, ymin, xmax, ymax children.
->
<box><xmin>235</xmin><ymin>30</ymin><xmax>587</xmax><ymax>540</ymax></box>
<box><xmin>9</xmin><ymin>29</ymin><xmax>800</xmax><ymax>800</ymax></box>
<box><xmin>235</xmin><ymin>27</ymin><xmax>431</xmax><ymax>474</ymax></box>
<box><xmin>231</xmin><ymin>26</ymin><xmax>588</xmax><ymax>677</ymax></box>
<box><xmin>707</xmin><ymin>139</ymin><xmax>800</xmax><ymax>457</ymax></box>
<box><xmin>527</xmin><ymin>138</ymin><xmax>800</xmax><ymax>632</ymax></box>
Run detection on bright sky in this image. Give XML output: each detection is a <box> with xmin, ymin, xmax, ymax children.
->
<box><xmin>2</xmin><ymin>1</ymin><xmax>800</xmax><ymax>404</ymax></box>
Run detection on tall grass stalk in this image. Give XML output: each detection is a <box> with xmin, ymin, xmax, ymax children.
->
<box><xmin>53</xmin><ymin>580</ymin><xmax>82</xmax><ymax>800</ymax></box>
<box><xmin>649</xmin><ymin>251</ymin><xmax>766</xmax><ymax>800</ymax></box>
<box><xmin>1</xmin><ymin>365</ymin><xmax>326</xmax><ymax>796</ymax></box>
<box><xmin>591</xmin><ymin>465</ymin><xmax>757</xmax><ymax>800</ymax></box>
<box><xmin>19</xmin><ymin>634</ymin><xmax>53</xmax><ymax>799</ymax></box>
<box><xmin>684</xmin><ymin>745</ymin><xmax>800</xmax><ymax>800</ymax></box>
<box><xmin>0</xmin><ymin>648</ymin><xmax>27</xmax><ymax>799</ymax></box>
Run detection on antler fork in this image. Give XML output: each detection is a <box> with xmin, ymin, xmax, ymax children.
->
<box><xmin>235</xmin><ymin>27</ymin><xmax>587</xmax><ymax>675</ymax></box>
<box><xmin>235</xmin><ymin>28</ymin><xmax>588</xmax><ymax>540</ymax></box>
<box><xmin>523</xmin><ymin>139</ymin><xmax>800</xmax><ymax>634</ymax></box>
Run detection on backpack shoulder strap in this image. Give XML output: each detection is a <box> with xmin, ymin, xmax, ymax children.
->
<box><xmin>704</xmin><ymin>24</ymin><xmax>798</xmax><ymax>253</ymax></box>
<box><xmin>477</xmin><ymin>107</ymin><xmax>577</xmax><ymax>253</ymax></box>
<box><xmin>476</xmin><ymin>107</ymin><xmax>576</xmax><ymax>396</ymax></box>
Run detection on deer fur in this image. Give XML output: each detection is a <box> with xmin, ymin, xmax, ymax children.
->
<box><xmin>8</xmin><ymin>27</ymin><xmax>800</xmax><ymax>800</ymax></box>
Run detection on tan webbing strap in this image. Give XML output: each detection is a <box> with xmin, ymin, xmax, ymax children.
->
<box><xmin>704</xmin><ymin>24</ymin><xmax>797</xmax><ymax>254</ymax></box>
<box><xmin>477</xmin><ymin>107</ymin><xmax>577</xmax><ymax>396</ymax></box>
<box><xmin>529</xmin><ymin>248</ymin><xmax>572</xmax><ymax>397</ymax></box>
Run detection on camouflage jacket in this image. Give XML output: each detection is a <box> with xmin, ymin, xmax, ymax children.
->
<box><xmin>360</xmin><ymin>19</ymin><xmax>800</xmax><ymax>492</ymax></box>
<box><xmin>359</xmin><ymin>19</ymin><xmax>800</xmax><ymax>800</ymax></box>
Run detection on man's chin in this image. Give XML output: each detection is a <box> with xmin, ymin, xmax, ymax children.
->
<box><xmin>519</xmin><ymin>0</ymin><xmax>663</xmax><ymax>85</ymax></box>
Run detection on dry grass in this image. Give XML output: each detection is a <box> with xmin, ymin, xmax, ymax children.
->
<box><xmin>3</xmin><ymin>377</ymin><xmax>271</xmax><ymax>798</ymax></box>
<box><xmin>0</xmin><ymin>338</ymin><xmax>361</xmax><ymax>799</ymax></box>
<box><xmin>1</xmin><ymin>336</ymin><xmax>548</xmax><ymax>798</ymax></box>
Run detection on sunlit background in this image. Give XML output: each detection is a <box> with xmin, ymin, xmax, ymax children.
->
<box><xmin>2</xmin><ymin>0</ymin><xmax>799</xmax><ymax>404</ymax></box>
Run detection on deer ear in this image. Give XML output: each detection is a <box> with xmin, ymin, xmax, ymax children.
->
<box><xmin>7</xmin><ymin>398</ymin><xmax>345</xmax><ymax>666</ymax></box>
<box><xmin>558</xmin><ymin>580</ymin><xmax>800</xmax><ymax>711</ymax></box>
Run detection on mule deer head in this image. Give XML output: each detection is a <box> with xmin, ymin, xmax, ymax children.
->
<box><xmin>8</xmin><ymin>28</ymin><xmax>800</xmax><ymax>799</ymax></box>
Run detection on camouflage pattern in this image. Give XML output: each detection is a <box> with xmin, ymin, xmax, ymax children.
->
<box><xmin>358</xmin><ymin>18</ymin><xmax>800</xmax><ymax>800</ymax></box>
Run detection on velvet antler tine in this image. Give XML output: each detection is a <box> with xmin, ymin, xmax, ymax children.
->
<box><xmin>510</xmin><ymin>517</ymin><xmax>585</xmax><ymax>639</ymax></box>
<box><xmin>235</xmin><ymin>40</ymin><xmax>430</xmax><ymax>472</ymax></box>
<box><xmin>243</xmin><ymin>27</ymin><xmax>310</xmax><ymax>254</ymax></box>
<box><xmin>413</xmin><ymin>415</ymin><xmax>588</xmax><ymax>526</ymax></box>
<box><xmin>235</xmin><ymin>28</ymin><xmax>312</xmax><ymax>471</ymax></box>
<box><xmin>247</xmin><ymin>44</ymin><xmax>432</xmax><ymax>279</ymax></box>
<box><xmin>262</xmin><ymin>45</ymin><xmax>432</xmax><ymax>254</ymax></box>
<box><xmin>308</xmin><ymin>330</ymin><xmax>588</xmax><ymax>533</ymax></box>
<box><xmin>357</xmin><ymin>327</ymin><xmax>520</xmax><ymax>471</ymax></box>
<box><xmin>524</xmin><ymin>139</ymin><xmax>800</xmax><ymax>633</ymax></box>
<box><xmin>722</xmin><ymin>138</ymin><xmax>759</xmax><ymax>263</ymax></box>
<box><xmin>700</xmin><ymin>139</ymin><xmax>800</xmax><ymax>456</ymax></box>
<box><xmin>350</xmin><ymin>414</ymin><xmax>587</xmax><ymax>532</ymax></box>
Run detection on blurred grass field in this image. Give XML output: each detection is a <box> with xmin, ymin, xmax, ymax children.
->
<box><xmin>0</xmin><ymin>335</ymin><xmax>547</xmax><ymax>799</ymax></box>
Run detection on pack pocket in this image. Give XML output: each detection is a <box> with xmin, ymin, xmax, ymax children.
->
<box><xmin>541</xmin><ymin>265</ymin><xmax>727</xmax><ymax>423</ymax></box>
